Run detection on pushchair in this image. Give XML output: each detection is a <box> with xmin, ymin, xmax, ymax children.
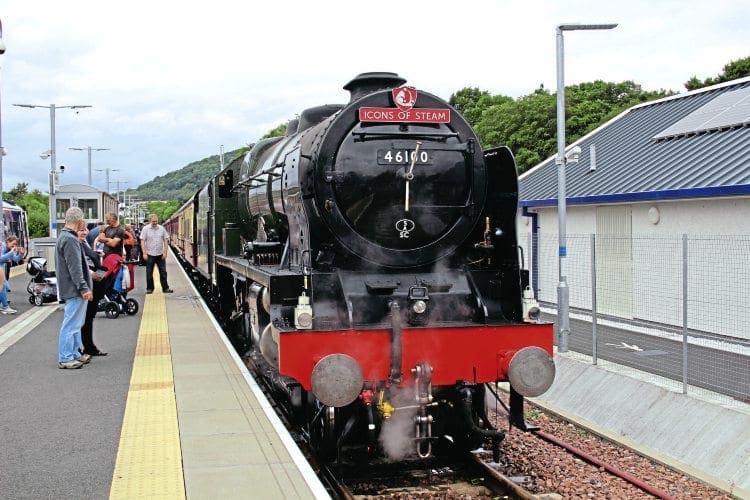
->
<box><xmin>97</xmin><ymin>254</ymin><xmax>139</xmax><ymax>319</ymax></box>
<box><xmin>26</xmin><ymin>257</ymin><xmax>58</xmax><ymax>306</ymax></box>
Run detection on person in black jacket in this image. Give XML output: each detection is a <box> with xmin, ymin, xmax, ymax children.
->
<box><xmin>78</xmin><ymin>225</ymin><xmax>107</xmax><ymax>357</ymax></box>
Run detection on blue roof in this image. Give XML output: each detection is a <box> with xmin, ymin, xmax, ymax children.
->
<box><xmin>519</xmin><ymin>77</ymin><xmax>750</xmax><ymax>207</ymax></box>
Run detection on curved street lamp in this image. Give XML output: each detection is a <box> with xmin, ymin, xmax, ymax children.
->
<box><xmin>70</xmin><ymin>146</ymin><xmax>110</xmax><ymax>186</ymax></box>
<box><xmin>13</xmin><ymin>103</ymin><xmax>92</xmax><ymax>237</ymax></box>
<box><xmin>555</xmin><ymin>22</ymin><xmax>617</xmax><ymax>353</ymax></box>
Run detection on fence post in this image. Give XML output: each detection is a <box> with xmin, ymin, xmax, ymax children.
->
<box><xmin>682</xmin><ymin>234</ymin><xmax>688</xmax><ymax>394</ymax></box>
<box><xmin>527</xmin><ymin>232</ymin><xmax>532</xmax><ymax>289</ymax></box>
<box><xmin>591</xmin><ymin>234</ymin><xmax>598</xmax><ymax>365</ymax></box>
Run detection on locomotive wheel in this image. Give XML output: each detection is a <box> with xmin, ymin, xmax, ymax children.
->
<box><xmin>105</xmin><ymin>302</ymin><xmax>120</xmax><ymax>319</ymax></box>
<box><xmin>34</xmin><ymin>294</ymin><xmax>44</xmax><ymax>306</ymax></box>
<box><xmin>125</xmin><ymin>298</ymin><xmax>139</xmax><ymax>315</ymax></box>
<box><xmin>310</xmin><ymin>405</ymin><xmax>338</xmax><ymax>461</ymax></box>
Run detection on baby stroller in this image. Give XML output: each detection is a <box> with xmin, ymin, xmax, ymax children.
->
<box><xmin>97</xmin><ymin>254</ymin><xmax>139</xmax><ymax>319</ymax></box>
<box><xmin>26</xmin><ymin>257</ymin><xmax>58</xmax><ymax>306</ymax></box>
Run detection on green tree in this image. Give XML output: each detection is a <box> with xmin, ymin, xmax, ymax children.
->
<box><xmin>146</xmin><ymin>200</ymin><xmax>180</xmax><ymax>222</ymax></box>
<box><xmin>14</xmin><ymin>188</ymin><xmax>50</xmax><ymax>238</ymax></box>
<box><xmin>6</xmin><ymin>182</ymin><xmax>28</xmax><ymax>201</ymax></box>
<box><xmin>685</xmin><ymin>55</ymin><xmax>750</xmax><ymax>90</ymax></box>
<box><xmin>450</xmin><ymin>88</ymin><xmax>512</xmax><ymax>126</ymax></box>
<box><xmin>262</xmin><ymin>123</ymin><xmax>287</xmax><ymax>139</ymax></box>
<box><xmin>470</xmin><ymin>81</ymin><xmax>671</xmax><ymax>173</ymax></box>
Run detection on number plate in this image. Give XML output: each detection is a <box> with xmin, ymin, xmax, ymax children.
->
<box><xmin>377</xmin><ymin>149</ymin><xmax>432</xmax><ymax>165</ymax></box>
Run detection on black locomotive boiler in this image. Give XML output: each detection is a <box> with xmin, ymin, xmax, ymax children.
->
<box><xmin>167</xmin><ymin>72</ymin><xmax>555</xmax><ymax>461</ymax></box>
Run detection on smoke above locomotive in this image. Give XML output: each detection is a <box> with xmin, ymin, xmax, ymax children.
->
<box><xmin>169</xmin><ymin>72</ymin><xmax>554</xmax><ymax>462</ymax></box>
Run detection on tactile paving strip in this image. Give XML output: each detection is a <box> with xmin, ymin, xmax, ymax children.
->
<box><xmin>110</xmin><ymin>291</ymin><xmax>185</xmax><ymax>499</ymax></box>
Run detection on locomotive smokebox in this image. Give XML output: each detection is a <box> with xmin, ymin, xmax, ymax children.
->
<box><xmin>343</xmin><ymin>71</ymin><xmax>406</xmax><ymax>102</ymax></box>
<box><xmin>505</xmin><ymin>346</ymin><xmax>556</xmax><ymax>397</ymax></box>
<box><xmin>311</xmin><ymin>354</ymin><xmax>364</xmax><ymax>407</ymax></box>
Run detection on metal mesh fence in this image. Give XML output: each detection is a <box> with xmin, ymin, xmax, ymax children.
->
<box><xmin>527</xmin><ymin>233</ymin><xmax>750</xmax><ymax>408</ymax></box>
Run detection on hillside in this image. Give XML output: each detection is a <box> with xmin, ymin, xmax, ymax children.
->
<box><xmin>127</xmin><ymin>147</ymin><xmax>247</xmax><ymax>203</ymax></box>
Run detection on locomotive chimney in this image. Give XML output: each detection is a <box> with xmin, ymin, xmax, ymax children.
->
<box><xmin>344</xmin><ymin>72</ymin><xmax>407</xmax><ymax>102</ymax></box>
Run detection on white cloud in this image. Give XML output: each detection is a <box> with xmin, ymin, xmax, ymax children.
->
<box><xmin>0</xmin><ymin>0</ymin><xmax>747</xmax><ymax>194</ymax></box>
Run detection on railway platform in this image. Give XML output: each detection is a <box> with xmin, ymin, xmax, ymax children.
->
<box><xmin>0</xmin><ymin>255</ymin><xmax>327</xmax><ymax>499</ymax></box>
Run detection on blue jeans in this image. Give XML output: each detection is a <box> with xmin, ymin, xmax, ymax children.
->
<box><xmin>58</xmin><ymin>296</ymin><xmax>88</xmax><ymax>362</ymax></box>
<box><xmin>0</xmin><ymin>278</ymin><xmax>9</xmax><ymax>307</ymax></box>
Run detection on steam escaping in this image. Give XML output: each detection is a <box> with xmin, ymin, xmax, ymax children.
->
<box><xmin>378</xmin><ymin>386</ymin><xmax>419</xmax><ymax>461</ymax></box>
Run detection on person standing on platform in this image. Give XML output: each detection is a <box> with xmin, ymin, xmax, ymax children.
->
<box><xmin>0</xmin><ymin>269</ymin><xmax>16</xmax><ymax>314</ymax></box>
<box><xmin>0</xmin><ymin>235</ymin><xmax>24</xmax><ymax>310</ymax></box>
<box><xmin>87</xmin><ymin>221</ymin><xmax>106</xmax><ymax>255</ymax></box>
<box><xmin>56</xmin><ymin>207</ymin><xmax>93</xmax><ymax>369</ymax></box>
<box><xmin>123</xmin><ymin>224</ymin><xmax>136</xmax><ymax>261</ymax></box>
<box><xmin>134</xmin><ymin>222</ymin><xmax>145</xmax><ymax>264</ymax></box>
<box><xmin>98</xmin><ymin>212</ymin><xmax>125</xmax><ymax>257</ymax></box>
<box><xmin>140</xmin><ymin>213</ymin><xmax>173</xmax><ymax>294</ymax></box>
<box><xmin>78</xmin><ymin>225</ymin><xmax>107</xmax><ymax>357</ymax></box>
<box><xmin>0</xmin><ymin>235</ymin><xmax>24</xmax><ymax>293</ymax></box>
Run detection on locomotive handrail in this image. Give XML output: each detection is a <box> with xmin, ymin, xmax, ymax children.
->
<box><xmin>232</xmin><ymin>168</ymin><xmax>282</xmax><ymax>191</ymax></box>
<box><xmin>351</xmin><ymin>130</ymin><xmax>459</xmax><ymax>142</ymax></box>
<box><xmin>232</xmin><ymin>180</ymin><xmax>264</xmax><ymax>191</ymax></box>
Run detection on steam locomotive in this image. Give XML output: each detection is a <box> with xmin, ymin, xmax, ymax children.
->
<box><xmin>166</xmin><ymin>72</ymin><xmax>555</xmax><ymax>461</ymax></box>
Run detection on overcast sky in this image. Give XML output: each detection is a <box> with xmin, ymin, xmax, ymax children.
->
<box><xmin>0</xmin><ymin>0</ymin><xmax>747</xmax><ymax>196</ymax></box>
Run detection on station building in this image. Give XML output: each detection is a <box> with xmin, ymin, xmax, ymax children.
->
<box><xmin>55</xmin><ymin>184</ymin><xmax>119</xmax><ymax>230</ymax></box>
<box><xmin>518</xmin><ymin>76</ymin><xmax>750</xmax><ymax>339</ymax></box>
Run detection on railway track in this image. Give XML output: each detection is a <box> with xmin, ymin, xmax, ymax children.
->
<box><xmin>482</xmin><ymin>389</ymin><xmax>731</xmax><ymax>499</ymax></box>
<box><xmin>319</xmin><ymin>452</ymin><xmax>528</xmax><ymax>499</ymax></box>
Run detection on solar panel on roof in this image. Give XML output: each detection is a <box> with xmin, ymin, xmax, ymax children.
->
<box><xmin>654</xmin><ymin>85</ymin><xmax>750</xmax><ymax>140</ymax></box>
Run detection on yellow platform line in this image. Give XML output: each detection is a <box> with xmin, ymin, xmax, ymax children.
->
<box><xmin>110</xmin><ymin>291</ymin><xmax>185</xmax><ymax>500</ymax></box>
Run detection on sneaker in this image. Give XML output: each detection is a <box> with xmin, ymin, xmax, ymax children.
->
<box><xmin>146</xmin><ymin>289</ymin><xmax>154</xmax><ymax>294</ymax></box>
<box><xmin>58</xmin><ymin>359</ymin><xmax>84</xmax><ymax>369</ymax></box>
<box><xmin>0</xmin><ymin>306</ymin><xmax>17</xmax><ymax>314</ymax></box>
<box><xmin>75</xmin><ymin>354</ymin><xmax>92</xmax><ymax>364</ymax></box>
<box><xmin>163</xmin><ymin>288</ymin><xmax>174</xmax><ymax>293</ymax></box>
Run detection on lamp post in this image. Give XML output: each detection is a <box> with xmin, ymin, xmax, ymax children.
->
<box><xmin>0</xmin><ymin>18</ymin><xmax>6</xmax><ymax>243</ymax></box>
<box><xmin>69</xmin><ymin>146</ymin><xmax>109</xmax><ymax>186</ymax></box>
<box><xmin>14</xmin><ymin>103</ymin><xmax>92</xmax><ymax>237</ymax></box>
<box><xmin>555</xmin><ymin>22</ymin><xmax>617</xmax><ymax>353</ymax></box>
<box><xmin>114</xmin><ymin>179</ymin><xmax>128</xmax><ymax>206</ymax></box>
<box><xmin>94</xmin><ymin>167</ymin><xmax>119</xmax><ymax>194</ymax></box>
<box><xmin>127</xmin><ymin>197</ymin><xmax>142</xmax><ymax>225</ymax></box>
